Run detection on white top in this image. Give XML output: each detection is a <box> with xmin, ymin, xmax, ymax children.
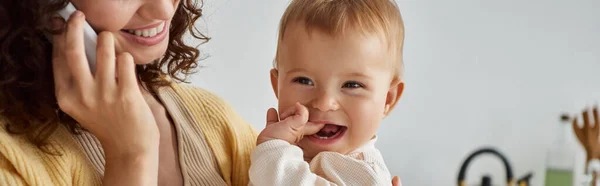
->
<box><xmin>249</xmin><ymin>137</ymin><xmax>392</xmax><ymax>186</ymax></box>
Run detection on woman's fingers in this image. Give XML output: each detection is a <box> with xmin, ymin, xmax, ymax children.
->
<box><xmin>64</xmin><ymin>11</ymin><xmax>93</xmax><ymax>86</ymax></box>
<box><xmin>52</xmin><ymin>17</ymin><xmax>70</xmax><ymax>92</ymax></box>
<box><xmin>116</xmin><ymin>52</ymin><xmax>138</xmax><ymax>93</ymax></box>
<box><xmin>96</xmin><ymin>32</ymin><xmax>116</xmax><ymax>89</ymax></box>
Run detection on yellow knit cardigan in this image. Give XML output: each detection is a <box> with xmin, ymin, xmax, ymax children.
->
<box><xmin>0</xmin><ymin>82</ymin><xmax>258</xmax><ymax>186</ymax></box>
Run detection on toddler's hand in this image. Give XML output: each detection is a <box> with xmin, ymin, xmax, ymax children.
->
<box><xmin>257</xmin><ymin>102</ymin><xmax>324</xmax><ymax>145</ymax></box>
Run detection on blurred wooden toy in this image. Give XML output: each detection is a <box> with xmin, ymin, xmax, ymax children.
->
<box><xmin>570</xmin><ymin>105</ymin><xmax>600</xmax><ymax>186</ymax></box>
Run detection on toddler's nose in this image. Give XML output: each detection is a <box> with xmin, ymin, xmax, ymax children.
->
<box><xmin>310</xmin><ymin>91</ymin><xmax>339</xmax><ymax>112</ymax></box>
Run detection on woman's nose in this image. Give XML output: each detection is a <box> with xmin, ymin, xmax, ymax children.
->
<box><xmin>138</xmin><ymin>0</ymin><xmax>177</xmax><ymax>21</ymax></box>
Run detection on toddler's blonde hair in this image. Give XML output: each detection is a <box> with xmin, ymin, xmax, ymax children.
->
<box><xmin>275</xmin><ymin>0</ymin><xmax>405</xmax><ymax>78</ymax></box>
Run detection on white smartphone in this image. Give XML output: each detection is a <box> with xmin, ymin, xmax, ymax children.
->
<box><xmin>49</xmin><ymin>1</ymin><xmax>98</xmax><ymax>74</ymax></box>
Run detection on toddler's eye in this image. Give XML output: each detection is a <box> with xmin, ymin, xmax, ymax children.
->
<box><xmin>293</xmin><ymin>77</ymin><xmax>314</xmax><ymax>85</ymax></box>
<box><xmin>342</xmin><ymin>81</ymin><xmax>364</xmax><ymax>88</ymax></box>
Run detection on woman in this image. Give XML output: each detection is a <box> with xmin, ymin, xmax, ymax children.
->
<box><xmin>1</xmin><ymin>0</ymin><xmax>256</xmax><ymax>185</ymax></box>
<box><xmin>0</xmin><ymin>0</ymin><xmax>402</xmax><ymax>185</ymax></box>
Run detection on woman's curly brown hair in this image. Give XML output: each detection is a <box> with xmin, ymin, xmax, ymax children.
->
<box><xmin>0</xmin><ymin>0</ymin><xmax>209</xmax><ymax>152</ymax></box>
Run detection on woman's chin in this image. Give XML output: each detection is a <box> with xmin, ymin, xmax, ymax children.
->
<box><xmin>133</xmin><ymin>56</ymin><xmax>162</xmax><ymax>65</ymax></box>
<box><xmin>128</xmin><ymin>47</ymin><xmax>168</xmax><ymax>65</ymax></box>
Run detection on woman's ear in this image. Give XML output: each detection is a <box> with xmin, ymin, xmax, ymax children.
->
<box><xmin>383</xmin><ymin>79</ymin><xmax>405</xmax><ymax>116</ymax></box>
<box><xmin>270</xmin><ymin>68</ymin><xmax>279</xmax><ymax>98</ymax></box>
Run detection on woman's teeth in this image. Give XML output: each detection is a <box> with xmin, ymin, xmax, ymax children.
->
<box><xmin>124</xmin><ymin>22</ymin><xmax>165</xmax><ymax>37</ymax></box>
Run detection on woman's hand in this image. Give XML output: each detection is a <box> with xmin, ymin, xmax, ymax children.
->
<box><xmin>52</xmin><ymin>10</ymin><xmax>158</xmax><ymax>156</ymax></box>
<box><xmin>52</xmin><ymin>11</ymin><xmax>159</xmax><ymax>185</ymax></box>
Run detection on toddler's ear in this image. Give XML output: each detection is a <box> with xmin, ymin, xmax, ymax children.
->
<box><xmin>384</xmin><ymin>79</ymin><xmax>404</xmax><ymax>117</ymax></box>
<box><xmin>270</xmin><ymin>68</ymin><xmax>279</xmax><ymax>98</ymax></box>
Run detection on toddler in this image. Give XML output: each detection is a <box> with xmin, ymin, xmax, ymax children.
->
<box><xmin>249</xmin><ymin>0</ymin><xmax>405</xmax><ymax>185</ymax></box>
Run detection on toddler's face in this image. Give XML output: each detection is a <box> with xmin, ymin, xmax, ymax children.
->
<box><xmin>272</xmin><ymin>24</ymin><xmax>404</xmax><ymax>159</ymax></box>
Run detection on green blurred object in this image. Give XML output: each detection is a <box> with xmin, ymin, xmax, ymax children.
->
<box><xmin>543</xmin><ymin>113</ymin><xmax>576</xmax><ymax>186</ymax></box>
<box><xmin>544</xmin><ymin>168</ymin><xmax>573</xmax><ymax>186</ymax></box>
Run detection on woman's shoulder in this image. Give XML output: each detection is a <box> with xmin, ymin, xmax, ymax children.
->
<box><xmin>0</xmin><ymin>118</ymin><xmax>92</xmax><ymax>164</ymax></box>
<box><xmin>0</xmin><ymin>119</ymin><xmax>102</xmax><ymax>185</ymax></box>
<box><xmin>0</xmin><ymin>118</ymin><xmax>39</xmax><ymax>153</ymax></box>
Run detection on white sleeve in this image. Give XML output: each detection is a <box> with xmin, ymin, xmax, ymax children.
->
<box><xmin>248</xmin><ymin>139</ymin><xmax>391</xmax><ymax>186</ymax></box>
